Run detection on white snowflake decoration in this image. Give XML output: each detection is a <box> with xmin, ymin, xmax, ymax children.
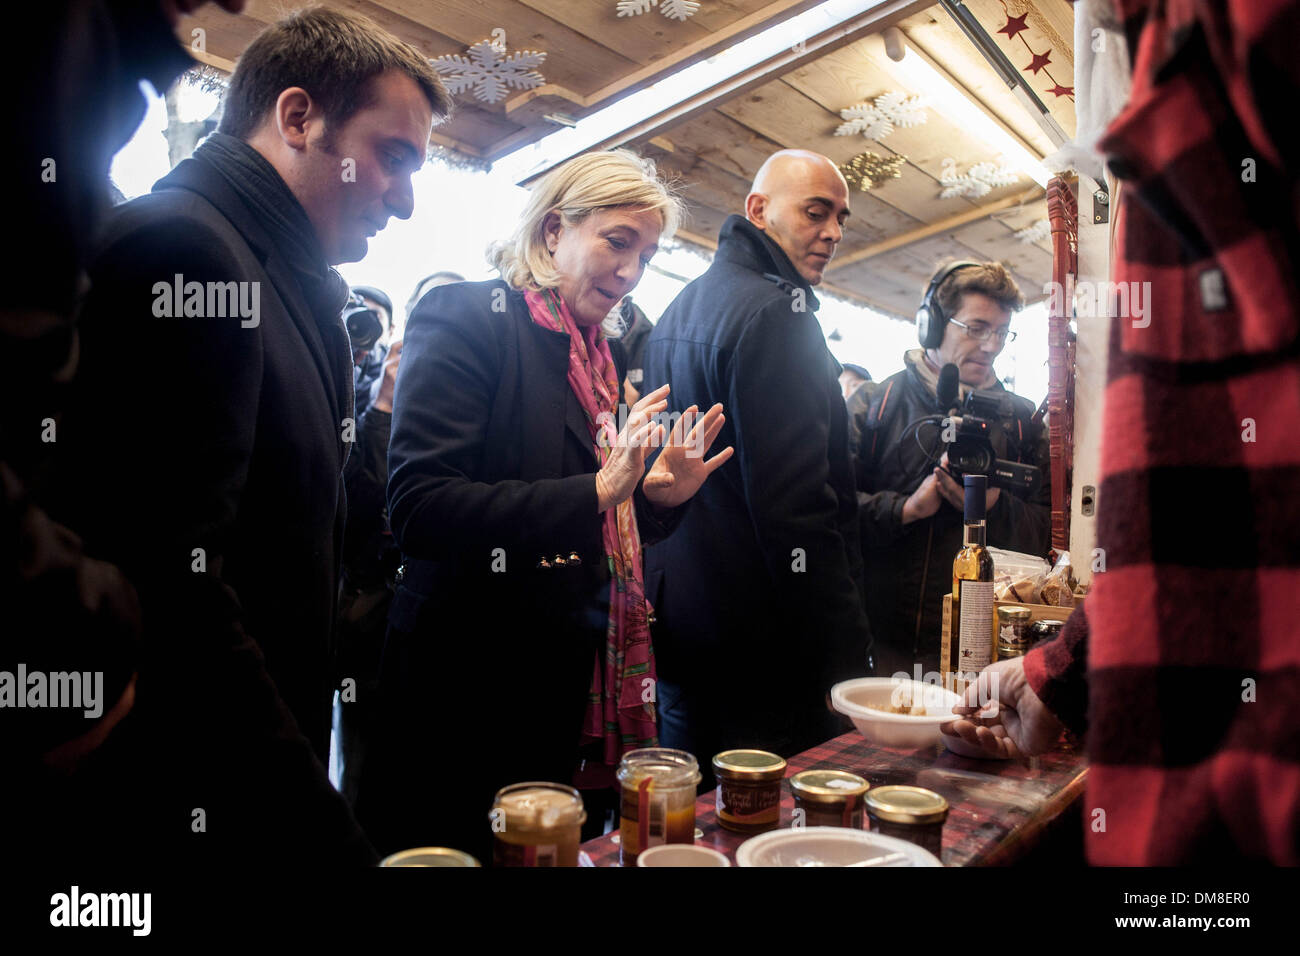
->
<box><xmin>938</xmin><ymin>158</ymin><xmax>1021</xmax><ymax>199</ymax></box>
<box><xmin>617</xmin><ymin>0</ymin><xmax>701</xmax><ymax>22</ymax></box>
<box><xmin>834</xmin><ymin>91</ymin><xmax>928</xmax><ymax>142</ymax></box>
<box><xmin>1014</xmin><ymin>220</ymin><xmax>1052</xmax><ymax>244</ymax></box>
<box><xmin>431</xmin><ymin>37</ymin><xmax>547</xmax><ymax>104</ymax></box>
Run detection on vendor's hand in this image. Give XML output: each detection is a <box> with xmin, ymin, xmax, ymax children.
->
<box><xmin>935</xmin><ymin>454</ymin><xmax>1000</xmax><ymax>512</ymax></box>
<box><xmin>596</xmin><ymin>384</ymin><xmax>669</xmax><ymax>513</ymax></box>
<box><xmin>901</xmin><ymin>471</ymin><xmax>942</xmax><ymax>524</ymax></box>
<box><xmin>939</xmin><ymin>657</ymin><xmax>1063</xmax><ymax>759</ymax></box>
<box><xmin>642</xmin><ymin>403</ymin><xmax>733</xmax><ymax>509</ymax></box>
<box><xmin>371</xmin><ymin>340</ymin><xmax>402</xmax><ymax>413</ymax></box>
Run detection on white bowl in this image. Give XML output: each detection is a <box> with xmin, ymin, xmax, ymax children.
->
<box><xmin>735</xmin><ymin>827</ymin><xmax>941</xmax><ymax>867</ymax></box>
<box><xmin>636</xmin><ymin>844</ymin><xmax>731</xmax><ymax>867</ymax></box>
<box><xmin>831</xmin><ymin>677</ymin><xmax>962</xmax><ymax>750</ymax></box>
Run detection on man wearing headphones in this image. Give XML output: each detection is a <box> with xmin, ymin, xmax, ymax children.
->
<box><xmin>848</xmin><ymin>260</ymin><xmax>1051</xmax><ymax>679</ymax></box>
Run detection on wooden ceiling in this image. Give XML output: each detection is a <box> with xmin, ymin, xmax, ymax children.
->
<box><xmin>181</xmin><ymin>0</ymin><xmax>827</xmax><ymax>163</ymax></box>
<box><xmin>609</xmin><ymin>0</ymin><xmax>1078</xmax><ymax>318</ymax></box>
<box><xmin>180</xmin><ymin>0</ymin><xmax>1077</xmax><ymax>320</ymax></box>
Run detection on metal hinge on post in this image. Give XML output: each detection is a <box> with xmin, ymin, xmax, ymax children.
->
<box><xmin>1093</xmin><ymin>185</ymin><xmax>1109</xmax><ymax>224</ymax></box>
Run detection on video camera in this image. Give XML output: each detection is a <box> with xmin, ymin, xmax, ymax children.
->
<box><xmin>343</xmin><ymin>292</ymin><xmax>384</xmax><ymax>354</ymax></box>
<box><xmin>941</xmin><ymin>388</ymin><xmax>1040</xmax><ymax>493</ymax></box>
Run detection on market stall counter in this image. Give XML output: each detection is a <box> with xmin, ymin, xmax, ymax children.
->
<box><xmin>579</xmin><ymin>730</ymin><xmax>1087</xmax><ymax>867</ymax></box>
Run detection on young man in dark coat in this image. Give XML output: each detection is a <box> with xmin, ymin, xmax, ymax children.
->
<box><xmin>642</xmin><ymin>149</ymin><xmax>874</xmax><ymax>769</ymax></box>
<box><xmin>847</xmin><ymin>261</ymin><xmax>1050</xmax><ymax>680</ymax></box>
<box><xmin>43</xmin><ymin>7</ymin><xmax>451</xmax><ymax>866</ymax></box>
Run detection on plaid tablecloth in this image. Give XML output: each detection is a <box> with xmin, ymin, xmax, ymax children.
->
<box><xmin>580</xmin><ymin>731</ymin><xmax>1087</xmax><ymax>866</ymax></box>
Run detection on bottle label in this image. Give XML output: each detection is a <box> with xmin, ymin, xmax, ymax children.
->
<box><xmin>957</xmin><ymin>580</ymin><xmax>995</xmax><ymax>675</ymax></box>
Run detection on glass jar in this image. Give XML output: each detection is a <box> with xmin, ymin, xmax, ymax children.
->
<box><xmin>712</xmin><ymin>750</ymin><xmax>786</xmax><ymax>833</ymax></box>
<box><xmin>380</xmin><ymin>847</ymin><xmax>481</xmax><ymax>867</ymax></box>
<box><xmin>864</xmin><ymin>785</ymin><xmax>948</xmax><ymax>859</ymax></box>
<box><xmin>616</xmin><ymin>748</ymin><xmax>701</xmax><ymax>865</ymax></box>
<box><xmin>790</xmin><ymin>770</ymin><xmax>870</xmax><ymax>829</ymax></box>
<box><xmin>1029</xmin><ymin>618</ymin><xmax>1067</xmax><ymax>649</ymax></box>
<box><xmin>996</xmin><ymin>605</ymin><xmax>1033</xmax><ymax>658</ymax></box>
<box><xmin>489</xmin><ymin>782</ymin><xmax>587</xmax><ymax>867</ymax></box>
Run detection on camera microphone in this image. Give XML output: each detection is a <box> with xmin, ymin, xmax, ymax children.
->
<box><xmin>936</xmin><ymin>362</ymin><xmax>960</xmax><ymax>413</ymax></box>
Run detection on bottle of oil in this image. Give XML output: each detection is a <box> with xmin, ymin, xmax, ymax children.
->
<box><xmin>950</xmin><ymin>474</ymin><xmax>994</xmax><ymax>694</ymax></box>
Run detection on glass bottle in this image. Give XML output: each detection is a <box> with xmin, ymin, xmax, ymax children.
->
<box><xmin>950</xmin><ymin>474</ymin><xmax>995</xmax><ymax>694</ymax></box>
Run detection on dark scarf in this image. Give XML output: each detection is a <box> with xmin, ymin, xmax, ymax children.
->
<box><xmin>191</xmin><ymin>132</ymin><xmax>352</xmax><ymax>322</ymax></box>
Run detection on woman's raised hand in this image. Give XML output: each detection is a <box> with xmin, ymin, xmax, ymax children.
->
<box><xmin>642</xmin><ymin>403</ymin><xmax>733</xmax><ymax>509</ymax></box>
<box><xmin>595</xmin><ymin>384</ymin><xmax>670</xmax><ymax>513</ymax></box>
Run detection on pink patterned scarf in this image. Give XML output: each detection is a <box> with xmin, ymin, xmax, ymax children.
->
<box><xmin>524</xmin><ymin>288</ymin><xmax>659</xmax><ymax>765</ymax></box>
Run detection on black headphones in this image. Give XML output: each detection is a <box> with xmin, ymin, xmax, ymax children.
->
<box><xmin>916</xmin><ymin>260</ymin><xmax>982</xmax><ymax>349</ymax></box>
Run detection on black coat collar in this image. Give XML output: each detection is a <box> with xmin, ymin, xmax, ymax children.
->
<box><xmin>714</xmin><ymin>214</ymin><xmax>822</xmax><ymax>312</ymax></box>
<box><xmin>153</xmin><ymin>154</ymin><xmax>354</xmax><ymax>444</ymax></box>
<box><xmin>506</xmin><ymin>286</ymin><xmax>623</xmax><ymax>468</ymax></box>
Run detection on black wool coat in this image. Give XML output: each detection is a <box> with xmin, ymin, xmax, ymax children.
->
<box><xmin>357</xmin><ymin>279</ymin><xmax>678</xmax><ymax>859</ymax></box>
<box><xmin>46</xmin><ymin>155</ymin><xmax>374</xmax><ymax>865</ymax></box>
<box><xmin>641</xmin><ymin>216</ymin><xmax>874</xmax><ymax>759</ymax></box>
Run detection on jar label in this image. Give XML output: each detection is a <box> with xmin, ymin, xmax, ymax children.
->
<box><xmin>493</xmin><ymin>840</ymin><xmax>558</xmax><ymax>868</ymax></box>
<box><xmin>639</xmin><ymin>790</ymin><xmax>667</xmax><ymax>850</ymax></box>
<box><xmin>717</xmin><ymin>783</ymin><xmax>781</xmax><ymax>820</ymax></box>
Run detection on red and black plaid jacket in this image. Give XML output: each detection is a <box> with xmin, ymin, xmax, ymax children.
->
<box><xmin>1024</xmin><ymin>0</ymin><xmax>1300</xmax><ymax>865</ymax></box>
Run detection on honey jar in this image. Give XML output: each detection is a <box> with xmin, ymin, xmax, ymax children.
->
<box><xmin>996</xmin><ymin>605</ymin><xmax>1033</xmax><ymax>658</ymax></box>
<box><xmin>864</xmin><ymin>785</ymin><xmax>948</xmax><ymax>859</ymax></box>
<box><xmin>616</xmin><ymin>748</ymin><xmax>701</xmax><ymax>865</ymax></box>
<box><xmin>712</xmin><ymin>750</ymin><xmax>786</xmax><ymax>833</ymax></box>
<box><xmin>790</xmin><ymin>770</ymin><xmax>870</xmax><ymax>829</ymax></box>
<box><xmin>489</xmin><ymin>782</ymin><xmax>587</xmax><ymax>867</ymax></box>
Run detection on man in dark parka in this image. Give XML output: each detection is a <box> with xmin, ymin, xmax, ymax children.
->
<box><xmin>642</xmin><ymin>150</ymin><xmax>874</xmax><ymax>770</ymax></box>
<box><xmin>42</xmin><ymin>8</ymin><xmax>450</xmax><ymax>865</ymax></box>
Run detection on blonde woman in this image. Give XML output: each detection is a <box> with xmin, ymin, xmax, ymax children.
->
<box><xmin>357</xmin><ymin>150</ymin><xmax>732</xmax><ymax>859</ymax></box>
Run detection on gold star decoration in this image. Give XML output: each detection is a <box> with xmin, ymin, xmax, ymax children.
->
<box><xmin>839</xmin><ymin>151</ymin><xmax>906</xmax><ymax>191</ymax></box>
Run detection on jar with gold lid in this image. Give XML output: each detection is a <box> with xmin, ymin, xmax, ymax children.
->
<box><xmin>864</xmin><ymin>785</ymin><xmax>948</xmax><ymax>859</ymax></box>
<box><xmin>712</xmin><ymin>750</ymin><xmax>786</xmax><ymax>833</ymax></box>
<box><xmin>996</xmin><ymin>605</ymin><xmax>1033</xmax><ymax>658</ymax></box>
<box><xmin>380</xmin><ymin>847</ymin><xmax>481</xmax><ymax>867</ymax></box>
<box><xmin>616</xmin><ymin>748</ymin><xmax>701</xmax><ymax>865</ymax></box>
<box><xmin>489</xmin><ymin>781</ymin><xmax>587</xmax><ymax>867</ymax></box>
<box><xmin>790</xmin><ymin>770</ymin><xmax>870</xmax><ymax>829</ymax></box>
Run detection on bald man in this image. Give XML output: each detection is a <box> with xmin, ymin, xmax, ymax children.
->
<box><xmin>642</xmin><ymin>150</ymin><xmax>875</xmax><ymax>769</ymax></box>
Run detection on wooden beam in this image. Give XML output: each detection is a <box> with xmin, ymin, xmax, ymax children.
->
<box><xmin>501</xmin><ymin>0</ymin><xmax>828</xmax><ymax>116</ymax></box>
<box><xmin>518</xmin><ymin>0</ymin><xmax>933</xmax><ymax>185</ymax></box>
<box><xmin>188</xmin><ymin>48</ymin><xmax>236</xmax><ymax>74</ymax></box>
<box><xmin>826</xmin><ymin>186</ymin><xmax>1043</xmax><ymax>270</ymax></box>
<box><xmin>427</xmin><ymin>130</ymin><xmax>487</xmax><ymax>159</ymax></box>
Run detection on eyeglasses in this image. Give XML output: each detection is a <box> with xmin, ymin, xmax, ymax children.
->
<box><xmin>949</xmin><ymin>318</ymin><xmax>1016</xmax><ymax>344</ymax></box>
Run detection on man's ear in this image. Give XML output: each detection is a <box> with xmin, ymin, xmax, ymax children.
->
<box><xmin>745</xmin><ymin>192</ymin><xmax>768</xmax><ymax>228</ymax></box>
<box><xmin>274</xmin><ymin>87</ymin><xmax>315</xmax><ymax>151</ymax></box>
